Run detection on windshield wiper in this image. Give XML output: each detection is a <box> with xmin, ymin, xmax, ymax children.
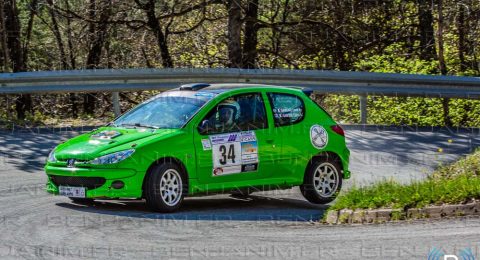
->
<box><xmin>118</xmin><ymin>123</ymin><xmax>159</xmax><ymax>129</ymax></box>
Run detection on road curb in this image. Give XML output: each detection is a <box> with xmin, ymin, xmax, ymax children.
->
<box><xmin>324</xmin><ymin>200</ymin><xmax>480</xmax><ymax>224</ymax></box>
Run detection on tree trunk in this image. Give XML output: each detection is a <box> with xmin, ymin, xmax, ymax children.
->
<box><xmin>65</xmin><ymin>0</ymin><xmax>77</xmax><ymax>117</ymax></box>
<box><xmin>0</xmin><ymin>0</ymin><xmax>9</xmax><ymax>72</ymax></box>
<box><xmin>86</xmin><ymin>0</ymin><xmax>111</xmax><ymax>69</ymax></box>
<box><xmin>137</xmin><ymin>0</ymin><xmax>173</xmax><ymax>68</ymax></box>
<box><xmin>436</xmin><ymin>0</ymin><xmax>450</xmax><ymax>126</ymax></box>
<box><xmin>242</xmin><ymin>0</ymin><xmax>258</xmax><ymax>69</ymax></box>
<box><xmin>333</xmin><ymin>1</ymin><xmax>348</xmax><ymax>70</ymax></box>
<box><xmin>84</xmin><ymin>0</ymin><xmax>111</xmax><ymax>115</ymax></box>
<box><xmin>23</xmin><ymin>0</ymin><xmax>38</xmax><ymax>66</ymax></box>
<box><xmin>456</xmin><ymin>3</ymin><xmax>470</xmax><ymax>126</ymax></box>
<box><xmin>4</xmin><ymin>0</ymin><xmax>32</xmax><ymax>120</ymax></box>
<box><xmin>65</xmin><ymin>0</ymin><xmax>76</xmax><ymax>69</ymax></box>
<box><xmin>437</xmin><ymin>0</ymin><xmax>447</xmax><ymax>76</ymax></box>
<box><xmin>417</xmin><ymin>0</ymin><xmax>436</xmax><ymax>60</ymax></box>
<box><xmin>46</xmin><ymin>0</ymin><xmax>68</xmax><ymax>69</ymax></box>
<box><xmin>226</xmin><ymin>0</ymin><xmax>242</xmax><ymax>68</ymax></box>
<box><xmin>457</xmin><ymin>4</ymin><xmax>467</xmax><ymax>72</ymax></box>
<box><xmin>46</xmin><ymin>0</ymin><xmax>71</xmax><ymax>119</ymax></box>
<box><xmin>83</xmin><ymin>0</ymin><xmax>97</xmax><ymax>115</ymax></box>
<box><xmin>47</xmin><ymin>0</ymin><xmax>77</xmax><ymax>118</ymax></box>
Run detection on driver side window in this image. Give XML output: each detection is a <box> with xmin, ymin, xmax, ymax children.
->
<box><xmin>198</xmin><ymin>93</ymin><xmax>267</xmax><ymax>135</ymax></box>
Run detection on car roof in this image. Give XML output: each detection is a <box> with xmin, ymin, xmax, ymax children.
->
<box><xmin>174</xmin><ymin>83</ymin><xmax>310</xmax><ymax>95</ymax></box>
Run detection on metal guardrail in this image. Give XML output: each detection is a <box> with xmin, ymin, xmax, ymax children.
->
<box><xmin>1</xmin><ymin>68</ymin><xmax>479</xmax><ymax>122</ymax></box>
<box><xmin>1</xmin><ymin>68</ymin><xmax>480</xmax><ymax>96</ymax></box>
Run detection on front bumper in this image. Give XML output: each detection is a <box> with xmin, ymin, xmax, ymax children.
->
<box><xmin>45</xmin><ymin>165</ymin><xmax>144</xmax><ymax>199</ymax></box>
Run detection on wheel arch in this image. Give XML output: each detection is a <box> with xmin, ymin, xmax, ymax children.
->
<box><xmin>142</xmin><ymin>156</ymin><xmax>189</xmax><ymax>197</ymax></box>
<box><xmin>305</xmin><ymin>151</ymin><xmax>345</xmax><ymax>178</ymax></box>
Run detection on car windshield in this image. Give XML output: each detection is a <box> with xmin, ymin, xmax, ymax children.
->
<box><xmin>113</xmin><ymin>91</ymin><xmax>215</xmax><ymax>129</ymax></box>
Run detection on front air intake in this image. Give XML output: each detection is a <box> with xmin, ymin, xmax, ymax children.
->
<box><xmin>50</xmin><ymin>175</ymin><xmax>106</xmax><ymax>190</ymax></box>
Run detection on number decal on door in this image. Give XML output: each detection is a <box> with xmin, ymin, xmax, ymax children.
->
<box><xmin>210</xmin><ymin>131</ymin><xmax>259</xmax><ymax>176</ymax></box>
<box><xmin>218</xmin><ymin>145</ymin><xmax>226</xmax><ymax>165</ymax></box>
<box><xmin>227</xmin><ymin>144</ymin><xmax>235</xmax><ymax>163</ymax></box>
<box><xmin>218</xmin><ymin>144</ymin><xmax>236</xmax><ymax>165</ymax></box>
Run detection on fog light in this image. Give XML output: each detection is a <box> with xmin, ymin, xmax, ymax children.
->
<box><xmin>111</xmin><ymin>180</ymin><xmax>124</xmax><ymax>189</ymax></box>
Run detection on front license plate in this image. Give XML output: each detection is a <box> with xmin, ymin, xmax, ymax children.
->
<box><xmin>59</xmin><ymin>186</ymin><xmax>86</xmax><ymax>198</ymax></box>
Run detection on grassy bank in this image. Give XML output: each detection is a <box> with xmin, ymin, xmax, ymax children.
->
<box><xmin>330</xmin><ymin>149</ymin><xmax>480</xmax><ymax>211</ymax></box>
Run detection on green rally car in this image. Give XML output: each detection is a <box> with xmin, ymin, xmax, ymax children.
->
<box><xmin>45</xmin><ymin>83</ymin><xmax>350</xmax><ymax>212</ymax></box>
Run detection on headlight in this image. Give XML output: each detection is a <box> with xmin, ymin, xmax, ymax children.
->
<box><xmin>89</xmin><ymin>149</ymin><xmax>135</xmax><ymax>165</ymax></box>
<box><xmin>47</xmin><ymin>149</ymin><xmax>57</xmax><ymax>163</ymax></box>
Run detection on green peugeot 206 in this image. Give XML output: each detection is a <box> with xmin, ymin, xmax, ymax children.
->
<box><xmin>45</xmin><ymin>83</ymin><xmax>350</xmax><ymax>212</ymax></box>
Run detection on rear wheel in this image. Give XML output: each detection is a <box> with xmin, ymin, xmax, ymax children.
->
<box><xmin>300</xmin><ymin>157</ymin><xmax>343</xmax><ymax>204</ymax></box>
<box><xmin>145</xmin><ymin>163</ymin><xmax>186</xmax><ymax>212</ymax></box>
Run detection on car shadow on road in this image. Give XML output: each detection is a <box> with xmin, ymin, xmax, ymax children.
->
<box><xmin>55</xmin><ymin>194</ymin><xmax>328</xmax><ymax>222</ymax></box>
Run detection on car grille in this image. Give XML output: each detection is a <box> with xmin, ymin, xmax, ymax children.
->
<box><xmin>50</xmin><ymin>175</ymin><xmax>106</xmax><ymax>190</ymax></box>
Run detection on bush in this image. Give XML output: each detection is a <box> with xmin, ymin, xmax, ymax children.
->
<box><xmin>330</xmin><ymin>150</ymin><xmax>480</xmax><ymax>210</ymax></box>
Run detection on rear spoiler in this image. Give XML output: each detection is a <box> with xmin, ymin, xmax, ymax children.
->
<box><xmin>302</xmin><ymin>88</ymin><xmax>313</xmax><ymax>97</ymax></box>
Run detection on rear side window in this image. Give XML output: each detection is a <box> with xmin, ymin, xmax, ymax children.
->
<box><xmin>267</xmin><ymin>93</ymin><xmax>305</xmax><ymax>126</ymax></box>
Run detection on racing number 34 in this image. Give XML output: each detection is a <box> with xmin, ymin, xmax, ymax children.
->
<box><xmin>218</xmin><ymin>144</ymin><xmax>236</xmax><ymax>165</ymax></box>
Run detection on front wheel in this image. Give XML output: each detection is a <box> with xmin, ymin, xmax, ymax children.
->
<box><xmin>145</xmin><ymin>163</ymin><xmax>186</xmax><ymax>212</ymax></box>
<box><xmin>300</xmin><ymin>158</ymin><xmax>343</xmax><ymax>204</ymax></box>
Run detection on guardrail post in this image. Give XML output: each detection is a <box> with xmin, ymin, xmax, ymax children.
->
<box><xmin>112</xmin><ymin>92</ymin><xmax>121</xmax><ymax>117</ymax></box>
<box><xmin>360</xmin><ymin>94</ymin><xmax>367</xmax><ymax>124</ymax></box>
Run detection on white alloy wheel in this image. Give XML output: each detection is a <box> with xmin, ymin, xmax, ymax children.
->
<box><xmin>159</xmin><ymin>169</ymin><xmax>183</xmax><ymax>206</ymax></box>
<box><xmin>313</xmin><ymin>162</ymin><xmax>339</xmax><ymax>197</ymax></box>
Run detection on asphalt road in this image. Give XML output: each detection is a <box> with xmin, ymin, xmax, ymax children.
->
<box><xmin>0</xmin><ymin>126</ymin><xmax>479</xmax><ymax>259</ymax></box>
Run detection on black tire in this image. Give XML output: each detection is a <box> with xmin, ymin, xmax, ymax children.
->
<box><xmin>300</xmin><ymin>157</ymin><xmax>343</xmax><ymax>204</ymax></box>
<box><xmin>145</xmin><ymin>162</ymin><xmax>187</xmax><ymax>213</ymax></box>
<box><xmin>69</xmin><ymin>197</ymin><xmax>95</xmax><ymax>204</ymax></box>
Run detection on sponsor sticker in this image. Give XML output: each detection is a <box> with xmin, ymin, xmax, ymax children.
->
<box><xmin>241</xmin><ymin>141</ymin><xmax>258</xmax><ymax>154</ymax></box>
<box><xmin>310</xmin><ymin>125</ymin><xmax>328</xmax><ymax>149</ymax></box>
<box><xmin>91</xmin><ymin>130</ymin><xmax>121</xmax><ymax>139</ymax></box>
<box><xmin>241</xmin><ymin>163</ymin><xmax>258</xmax><ymax>172</ymax></box>
<box><xmin>209</xmin><ymin>131</ymin><xmax>259</xmax><ymax>176</ymax></box>
<box><xmin>194</xmin><ymin>92</ymin><xmax>215</xmax><ymax>98</ymax></box>
<box><xmin>241</xmin><ymin>154</ymin><xmax>258</xmax><ymax>164</ymax></box>
<box><xmin>273</xmin><ymin>107</ymin><xmax>303</xmax><ymax>119</ymax></box>
<box><xmin>201</xmin><ymin>139</ymin><xmax>212</xmax><ymax>150</ymax></box>
<box><xmin>210</xmin><ymin>133</ymin><xmax>240</xmax><ymax>145</ymax></box>
<box><xmin>240</xmin><ymin>131</ymin><xmax>256</xmax><ymax>142</ymax></box>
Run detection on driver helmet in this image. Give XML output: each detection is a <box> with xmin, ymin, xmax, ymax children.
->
<box><xmin>217</xmin><ymin>100</ymin><xmax>240</xmax><ymax>127</ymax></box>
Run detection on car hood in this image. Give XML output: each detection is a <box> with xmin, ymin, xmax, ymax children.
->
<box><xmin>54</xmin><ymin>127</ymin><xmax>180</xmax><ymax>161</ymax></box>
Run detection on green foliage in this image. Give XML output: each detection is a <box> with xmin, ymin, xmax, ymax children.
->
<box><xmin>448</xmin><ymin>99</ymin><xmax>480</xmax><ymax>127</ymax></box>
<box><xmin>354</xmin><ymin>44</ymin><xmax>439</xmax><ymax>74</ymax></box>
<box><xmin>321</xmin><ymin>95</ymin><xmax>360</xmax><ymax>124</ymax></box>
<box><xmin>320</xmin><ymin>94</ymin><xmax>480</xmax><ymax>128</ymax></box>
<box><xmin>2</xmin><ymin>0</ymin><xmax>480</xmax><ymax>125</ymax></box>
<box><xmin>330</xmin><ymin>149</ymin><xmax>480</xmax><ymax>210</ymax></box>
<box><xmin>315</xmin><ymin>43</ymin><xmax>480</xmax><ymax>127</ymax></box>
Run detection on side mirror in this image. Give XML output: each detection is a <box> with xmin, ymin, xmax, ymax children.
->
<box><xmin>198</xmin><ymin>119</ymin><xmax>210</xmax><ymax>135</ymax></box>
